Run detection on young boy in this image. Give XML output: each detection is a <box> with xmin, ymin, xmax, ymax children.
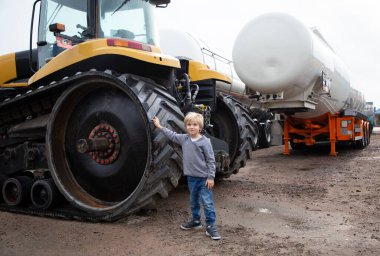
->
<box><xmin>152</xmin><ymin>112</ymin><xmax>221</xmax><ymax>240</ymax></box>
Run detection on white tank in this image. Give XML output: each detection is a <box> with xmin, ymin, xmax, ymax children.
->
<box><xmin>159</xmin><ymin>28</ymin><xmax>246</xmax><ymax>96</ymax></box>
<box><xmin>232</xmin><ymin>12</ymin><xmax>365</xmax><ymax>118</ymax></box>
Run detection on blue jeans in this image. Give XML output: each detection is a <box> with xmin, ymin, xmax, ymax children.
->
<box><xmin>187</xmin><ymin>176</ymin><xmax>216</xmax><ymax>226</ymax></box>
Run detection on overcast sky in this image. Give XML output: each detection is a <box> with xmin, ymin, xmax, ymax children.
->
<box><xmin>1</xmin><ymin>0</ymin><xmax>379</xmax><ymax>108</ymax></box>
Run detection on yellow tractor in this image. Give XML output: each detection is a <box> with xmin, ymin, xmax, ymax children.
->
<box><xmin>0</xmin><ymin>0</ymin><xmax>256</xmax><ymax>221</ymax></box>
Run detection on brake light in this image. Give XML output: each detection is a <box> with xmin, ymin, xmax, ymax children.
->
<box><xmin>107</xmin><ymin>39</ymin><xmax>152</xmax><ymax>52</ymax></box>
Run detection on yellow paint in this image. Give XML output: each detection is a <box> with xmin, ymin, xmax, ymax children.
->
<box><xmin>0</xmin><ymin>53</ymin><xmax>17</xmax><ymax>84</ymax></box>
<box><xmin>29</xmin><ymin>39</ymin><xmax>181</xmax><ymax>85</ymax></box>
<box><xmin>188</xmin><ymin>60</ymin><xmax>231</xmax><ymax>84</ymax></box>
<box><xmin>0</xmin><ymin>82</ymin><xmax>28</xmax><ymax>88</ymax></box>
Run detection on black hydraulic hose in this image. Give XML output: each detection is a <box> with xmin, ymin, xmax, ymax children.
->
<box><xmin>30</xmin><ymin>0</ymin><xmax>41</xmax><ymax>74</ymax></box>
<box><xmin>191</xmin><ymin>84</ymin><xmax>199</xmax><ymax>102</ymax></box>
<box><xmin>179</xmin><ymin>74</ymin><xmax>191</xmax><ymax>106</ymax></box>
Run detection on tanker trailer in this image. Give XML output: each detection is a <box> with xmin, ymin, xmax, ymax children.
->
<box><xmin>0</xmin><ymin>0</ymin><xmax>254</xmax><ymax>221</ymax></box>
<box><xmin>159</xmin><ymin>28</ymin><xmax>273</xmax><ymax>148</ymax></box>
<box><xmin>232</xmin><ymin>12</ymin><xmax>370</xmax><ymax>155</ymax></box>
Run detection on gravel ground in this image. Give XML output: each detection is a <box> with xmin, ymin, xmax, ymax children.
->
<box><xmin>1</xmin><ymin>129</ymin><xmax>379</xmax><ymax>256</ymax></box>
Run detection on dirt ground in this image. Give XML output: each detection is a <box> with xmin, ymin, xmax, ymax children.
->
<box><xmin>1</xmin><ymin>129</ymin><xmax>379</xmax><ymax>256</ymax></box>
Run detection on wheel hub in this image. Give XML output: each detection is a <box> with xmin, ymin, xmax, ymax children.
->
<box><xmin>78</xmin><ymin>123</ymin><xmax>121</xmax><ymax>165</ymax></box>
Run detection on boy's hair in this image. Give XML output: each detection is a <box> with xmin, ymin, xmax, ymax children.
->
<box><xmin>184</xmin><ymin>112</ymin><xmax>204</xmax><ymax>130</ymax></box>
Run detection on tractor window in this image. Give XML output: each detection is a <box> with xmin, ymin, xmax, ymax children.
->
<box><xmin>44</xmin><ymin>0</ymin><xmax>87</xmax><ymax>44</ymax></box>
<box><xmin>99</xmin><ymin>0</ymin><xmax>158</xmax><ymax>46</ymax></box>
<box><xmin>37</xmin><ymin>0</ymin><xmax>87</xmax><ymax>68</ymax></box>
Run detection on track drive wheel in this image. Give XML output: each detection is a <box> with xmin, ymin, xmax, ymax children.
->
<box><xmin>46</xmin><ymin>71</ymin><xmax>184</xmax><ymax>220</ymax></box>
<box><xmin>210</xmin><ymin>95</ymin><xmax>257</xmax><ymax>178</ymax></box>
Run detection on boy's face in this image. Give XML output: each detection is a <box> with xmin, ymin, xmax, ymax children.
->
<box><xmin>186</xmin><ymin>121</ymin><xmax>201</xmax><ymax>137</ymax></box>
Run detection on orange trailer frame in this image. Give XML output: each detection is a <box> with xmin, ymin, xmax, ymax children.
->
<box><xmin>283</xmin><ymin>112</ymin><xmax>370</xmax><ymax>156</ymax></box>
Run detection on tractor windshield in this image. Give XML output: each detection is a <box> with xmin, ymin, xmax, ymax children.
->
<box><xmin>37</xmin><ymin>0</ymin><xmax>159</xmax><ymax>69</ymax></box>
<box><xmin>98</xmin><ymin>0</ymin><xmax>158</xmax><ymax>46</ymax></box>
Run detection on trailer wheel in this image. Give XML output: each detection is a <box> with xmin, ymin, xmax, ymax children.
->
<box><xmin>365</xmin><ymin>124</ymin><xmax>371</xmax><ymax>146</ymax></box>
<box><xmin>354</xmin><ymin>125</ymin><xmax>367</xmax><ymax>149</ymax></box>
<box><xmin>252</xmin><ymin>122</ymin><xmax>259</xmax><ymax>149</ymax></box>
<box><xmin>258</xmin><ymin>121</ymin><xmax>272</xmax><ymax>148</ymax></box>
<box><xmin>290</xmin><ymin>140</ymin><xmax>306</xmax><ymax>150</ymax></box>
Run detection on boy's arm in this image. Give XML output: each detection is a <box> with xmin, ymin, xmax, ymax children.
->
<box><xmin>203</xmin><ymin>141</ymin><xmax>216</xmax><ymax>180</ymax></box>
<box><xmin>152</xmin><ymin>116</ymin><xmax>186</xmax><ymax>145</ymax></box>
<box><xmin>160</xmin><ymin>127</ymin><xmax>186</xmax><ymax>145</ymax></box>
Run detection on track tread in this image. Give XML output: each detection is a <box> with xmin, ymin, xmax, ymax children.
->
<box><xmin>0</xmin><ymin>70</ymin><xmax>185</xmax><ymax>221</ymax></box>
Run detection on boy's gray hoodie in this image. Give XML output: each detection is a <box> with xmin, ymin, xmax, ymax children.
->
<box><xmin>160</xmin><ymin>127</ymin><xmax>216</xmax><ymax>179</ymax></box>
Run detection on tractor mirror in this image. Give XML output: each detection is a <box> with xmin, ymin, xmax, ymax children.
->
<box><xmin>49</xmin><ymin>23</ymin><xmax>66</xmax><ymax>33</ymax></box>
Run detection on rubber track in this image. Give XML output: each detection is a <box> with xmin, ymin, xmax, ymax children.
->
<box><xmin>217</xmin><ymin>94</ymin><xmax>257</xmax><ymax>178</ymax></box>
<box><xmin>0</xmin><ymin>70</ymin><xmax>186</xmax><ymax>221</ymax></box>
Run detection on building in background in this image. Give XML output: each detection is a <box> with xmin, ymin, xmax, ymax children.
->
<box><xmin>375</xmin><ymin>107</ymin><xmax>380</xmax><ymax>126</ymax></box>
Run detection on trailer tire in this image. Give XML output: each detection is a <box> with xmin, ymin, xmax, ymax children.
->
<box><xmin>258</xmin><ymin>121</ymin><xmax>271</xmax><ymax>148</ymax></box>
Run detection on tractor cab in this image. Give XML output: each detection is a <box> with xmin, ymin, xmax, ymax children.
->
<box><xmin>36</xmin><ymin>0</ymin><xmax>169</xmax><ymax>69</ymax></box>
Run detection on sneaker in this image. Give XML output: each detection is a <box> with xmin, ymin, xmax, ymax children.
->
<box><xmin>206</xmin><ymin>225</ymin><xmax>221</xmax><ymax>240</ymax></box>
<box><xmin>180</xmin><ymin>220</ymin><xmax>202</xmax><ymax>230</ymax></box>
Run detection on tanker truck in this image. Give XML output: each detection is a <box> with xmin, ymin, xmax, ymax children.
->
<box><xmin>159</xmin><ymin>29</ymin><xmax>273</xmax><ymax>148</ymax></box>
<box><xmin>0</xmin><ymin>0</ymin><xmax>258</xmax><ymax>221</ymax></box>
<box><xmin>232</xmin><ymin>13</ymin><xmax>371</xmax><ymax>155</ymax></box>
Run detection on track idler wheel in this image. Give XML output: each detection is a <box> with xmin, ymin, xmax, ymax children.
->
<box><xmin>31</xmin><ymin>179</ymin><xmax>62</xmax><ymax>209</ymax></box>
<box><xmin>2</xmin><ymin>176</ymin><xmax>33</xmax><ymax>206</ymax></box>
